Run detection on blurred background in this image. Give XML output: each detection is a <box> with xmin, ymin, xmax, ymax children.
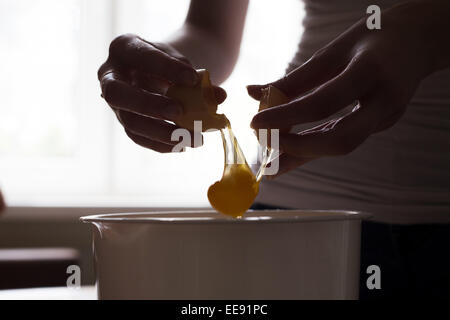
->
<box><xmin>0</xmin><ymin>0</ymin><xmax>303</xmax><ymax>286</ymax></box>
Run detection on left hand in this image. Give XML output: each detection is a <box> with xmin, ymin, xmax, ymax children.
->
<box><xmin>248</xmin><ymin>1</ymin><xmax>444</xmax><ymax>177</ymax></box>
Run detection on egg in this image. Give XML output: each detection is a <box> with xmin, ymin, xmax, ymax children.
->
<box><xmin>207</xmin><ymin>127</ymin><xmax>259</xmax><ymax>218</ymax></box>
<box><xmin>166</xmin><ymin>71</ymin><xmax>288</xmax><ymax>218</ymax></box>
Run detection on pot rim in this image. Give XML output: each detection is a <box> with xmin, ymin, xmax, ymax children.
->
<box><xmin>80</xmin><ymin>209</ymin><xmax>372</xmax><ymax>225</ymax></box>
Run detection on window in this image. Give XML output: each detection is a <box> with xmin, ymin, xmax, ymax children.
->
<box><xmin>0</xmin><ymin>0</ymin><xmax>303</xmax><ymax>207</ymax></box>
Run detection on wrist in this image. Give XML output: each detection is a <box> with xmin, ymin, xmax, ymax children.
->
<box><xmin>166</xmin><ymin>24</ymin><xmax>235</xmax><ymax>84</ymax></box>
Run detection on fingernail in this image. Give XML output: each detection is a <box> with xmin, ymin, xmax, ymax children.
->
<box><xmin>179</xmin><ymin>70</ymin><xmax>198</xmax><ymax>86</ymax></box>
<box><xmin>246</xmin><ymin>84</ymin><xmax>262</xmax><ymax>89</ymax></box>
<box><xmin>165</xmin><ymin>103</ymin><xmax>183</xmax><ymax>120</ymax></box>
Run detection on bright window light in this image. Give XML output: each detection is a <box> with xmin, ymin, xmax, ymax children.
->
<box><xmin>0</xmin><ymin>0</ymin><xmax>303</xmax><ymax>207</ymax></box>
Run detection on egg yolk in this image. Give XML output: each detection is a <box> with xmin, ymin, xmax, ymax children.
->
<box><xmin>207</xmin><ymin>164</ymin><xmax>259</xmax><ymax>218</ymax></box>
<box><xmin>207</xmin><ymin>126</ymin><xmax>259</xmax><ymax>218</ymax></box>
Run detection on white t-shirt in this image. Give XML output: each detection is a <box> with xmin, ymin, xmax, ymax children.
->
<box><xmin>256</xmin><ymin>0</ymin><xmax>450</xmax><ymax>224</ymax></box>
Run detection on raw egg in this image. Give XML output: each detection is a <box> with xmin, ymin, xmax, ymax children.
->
<box><xmin>166</xmin><ymin>70</ymin><xmax>288</xmax><ymax>218</ymax></box>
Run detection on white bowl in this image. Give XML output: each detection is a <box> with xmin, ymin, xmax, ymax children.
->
<box><xmin>81</xmin><ymin>210</ymin><xmax>370</xmax><ymax>300</ymax></box>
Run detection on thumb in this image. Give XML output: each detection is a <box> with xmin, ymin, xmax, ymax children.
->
<box><xmin>246</xmin><ymin>84</ymin><xmax>269</xmax><ymax>101</ymax></box>
<box><xmin>246</xmin><ymin>77</ymin><xmax>288</xmax><ymax>101</ymax></box>
<box><xmin>213</xmin><ymin>86</ymin><xmax>227</xmax><ymax>104</ymax></box>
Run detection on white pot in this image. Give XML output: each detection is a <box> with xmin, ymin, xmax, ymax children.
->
<box><xmin>81</xmin><ymin>210</ymin><xmax>370</xmax><ymax>300</ymax></box>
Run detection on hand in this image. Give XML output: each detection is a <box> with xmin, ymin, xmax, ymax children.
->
<box><xmin>98</xmin><ymin>34</ymin><xmax>227</xmax><ymax>153</ymax></box>
<box><xmin>248</xmin><ymin>1</ymin><xmax>442</xmax><ymax>177</ymax></box>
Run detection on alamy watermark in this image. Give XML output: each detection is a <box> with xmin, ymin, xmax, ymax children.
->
<box><xmin>66</xmin><ymin>264</ymin><xmax>81</xmax><ymax>289</ymax></box>
<box><xmin>366</xmin><ymin>265</ymin><xmax>381</xmax><ymax>290</ymax></box>
<box><xmin>366</xmin><ymin>5</ymin><xmax>381</xmax><ymax>30</ymax></box>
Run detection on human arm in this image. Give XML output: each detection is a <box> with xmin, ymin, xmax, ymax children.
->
<box><xmin>97</xmin><ymin>0</ymin><xmax>248</xmax><ymax>152</ymax></box>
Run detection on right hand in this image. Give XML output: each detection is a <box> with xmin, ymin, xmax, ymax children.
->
<box><xmin>98</xmin><ymin>34</ymin><xmax>227</xmax><ymax>153</ymax></box>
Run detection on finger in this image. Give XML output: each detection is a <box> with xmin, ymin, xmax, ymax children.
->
<box><xmin>99</xmin><ymin>61</ymin><xmax>168</xmax><ymax>95</ymax></box>
<box><xmin>246</xmin><ymin>84</ymin><xmax>266</xmax><ymax>101</ymax></box>
<box><xmin>265</xmin><ymin>153</ymin><xmax>314</xmax><ymax>179</ymax></box>
<box><xmin>246</xmin><ymin>47</ymin><xmax>345</xmax><ymax>101</ymax></box>
<box><xmin>246</xmin><ymin>20</ymin><xmax>365</xmax><ymax>102</ymax></box>
<box><xmin>108</xmin><ymin>34</ymin><xmax>199</xmax><ymax>86</ymax></box>
<box><xmin>98</xmin><ymin>60</ymin><xmax>114</xmax><ymax>81</ymax></box>
<box><xmin>251</xmin><ymin>54</ymin><xmax>374</xmax><ymax>130</ymax></box>
<box><xmin>118</xmin><ymin>110</ymin><xmax>202</xmax><ymax>147</ymax></box>
<box><xmin>125</xmin><ymin>129</ymin><xmax>183</xmax><ymax>153</ymax></box>
<box><xmin>101</xmin><ymin>71</ymin><xmax>183</xmax><ymax>121</ymax></box>
<box><xmin>278</xmin><ymin>98</ymin><xmax>383</xmax><ymax>158</ymax></box>
<box><xmin>269</xmin><ymin>19</ymin><xmax>368</xmax><ymax>97</ymax></box>
<box><xmin>213</xmin><ymin>86</ymin><xmax>227</xmax><ymax>104</ymax></box>
<box><xmin>151</xmin><ymin>41</ymin><xmax>192</xmax><ymax>65</ymax></box>
<box><xmin>129</xmin><ymin>70</ymin><xmax>170</xmax><ymax>94</ymax></box>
